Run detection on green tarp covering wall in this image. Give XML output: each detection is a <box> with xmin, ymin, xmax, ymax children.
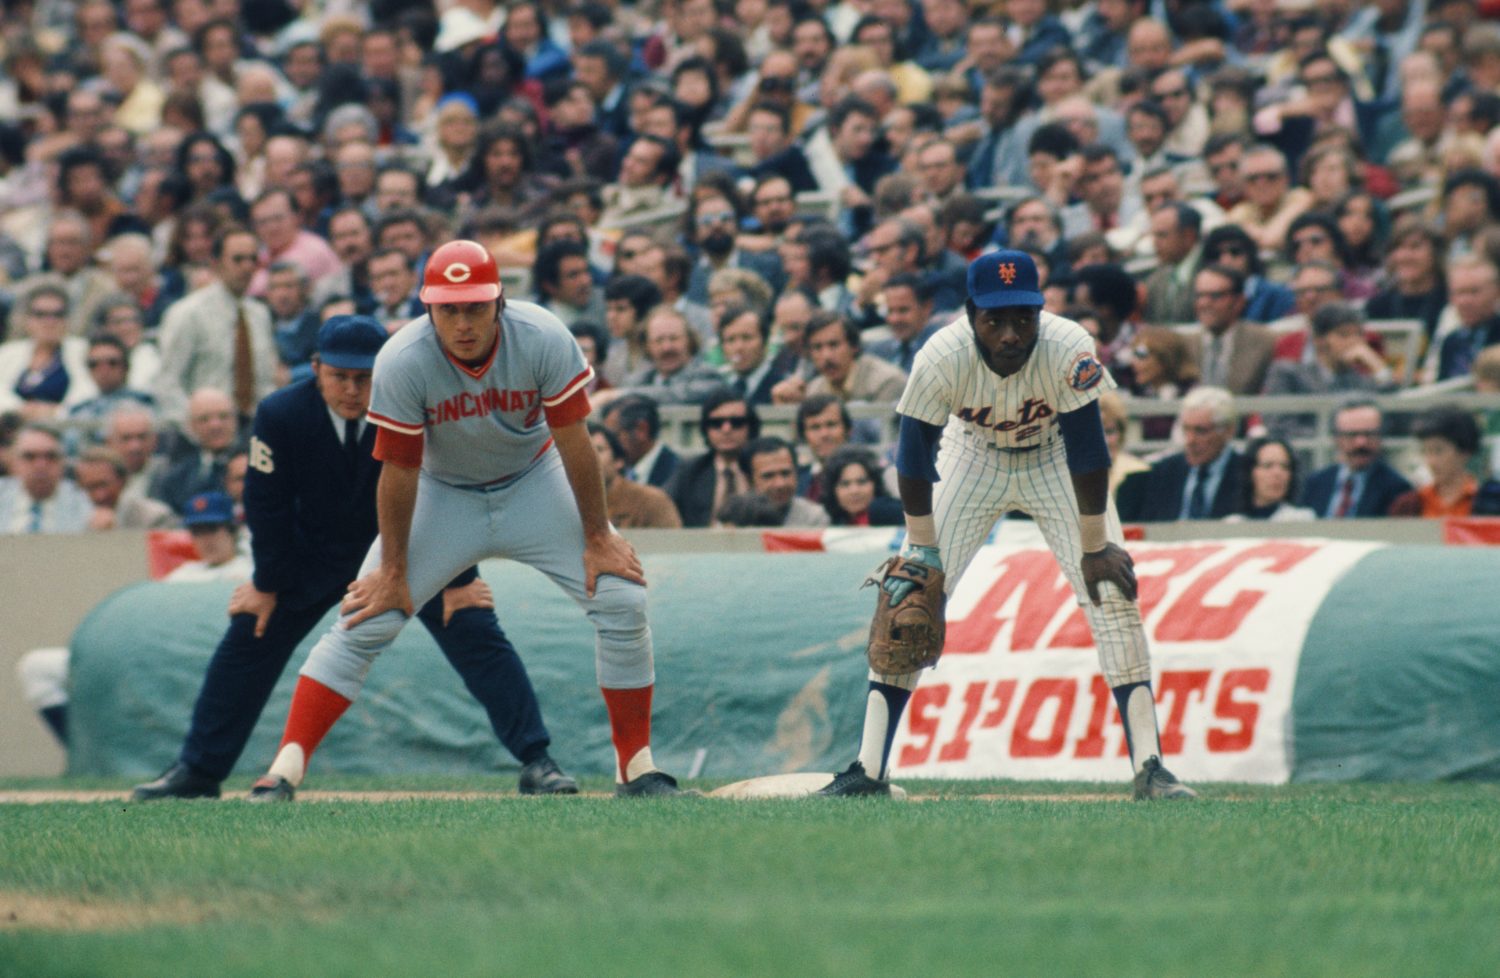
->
<box><xmin>68</xmin><ymin>546</ymin><xmax>1500</xmax><ymax>782</ymax></box>
<box><xmin>69</xmin><ymin>553</ymin><xmax>884</xmax><ymax>779</ymax></box>
<box><xmin>1293</xmin><ymin>548</ymin><xmax>1500</xmax><ymax>781</ymax></box>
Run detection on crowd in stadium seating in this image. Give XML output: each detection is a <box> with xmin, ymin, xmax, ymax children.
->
<box><xmin>2</xmin><ymin>0</ymin><xmax>1500</xmax><ymax>537</ymax></box>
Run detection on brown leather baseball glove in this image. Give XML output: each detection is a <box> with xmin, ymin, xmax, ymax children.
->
<box><xmin>864</xmin><ymin>555</ymin><xmax>946</xmax><ymax>674</ymax></box>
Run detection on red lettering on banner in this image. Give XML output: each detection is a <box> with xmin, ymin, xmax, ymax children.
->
<box><xmin>979</xmin><ymin>679</ymin><xmax>1018</xmax><ymax>728</ymax></box>
<box><xmin>1010</xmin><ymin>678</ymin><xmax>1077</xmax><ymax>757</ymax></box>
<box><xmin>1133</xmin><ymin>546</ymin><xmax>1225</xmax><ymax>617</ymax></box>
<box><xmin>937</xmin><ymin>682</ymin><xmax>989</xmax><ymax>761</ymax></box>
<box><xmin>898</xmin><ymin>668</ymin><xmax>1275</xmax><ymax>770</ymax></box>
<box><xmin>1208</xmin><ymin>668</ymin><xmax>1269</xmax><ymax>752</ymax></box>
<box><xmin>1046</xmin><ymin>546</ymin><xmax>1229</xmax><ymax>649</ymax></box>
<box><xmin>945</xmin><ymin>551</ymin><xmax>1075</xmax><ymax>653</ymax></box>
<box><xmin>1155</xmin><ymin>542</ymin><xmax>1318</xmax><ymax>643</ymax></box>
<box><xmin>1073</xmin><ymin>674</ymin><xmax>1121</xmax><ymax>758</ymax></box>
<box><xmin>1156</xmin><ymin>670</ymin><xmax>1212</xmax><ymax>754</ymax></box>
<box><xmin>898</xmin><ymin>684</ymin><xmax>949</xmax><ymax>766</ymax></box>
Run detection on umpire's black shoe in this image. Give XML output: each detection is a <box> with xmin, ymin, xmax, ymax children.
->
<box><xmin>1132</xmin><ymin>756</ymin><xmax>1198</xmax><ymax>801</ymax></box>
<box><xmin>131</xmin><ymin>762</ymin><xmax>221</xmax><ymax>801</ymax></box>
<box><xmin>247</xmin><ymin>775</ymin><xmax>295</xmax><ymax>803</ymax></box>
<box><xmin>518</xmin><ymin>756</ymin><xmax>579</xmax><ymax>795</ymax></box>
<box><xmin>818</xmin><ymin>761</ymin><xmax>891</xmax><ymax>797</ymax></box>
<box><xmin>616</xmin><ymin>771</ymin><xmax>692</xmax><ymax>797</ymax></box>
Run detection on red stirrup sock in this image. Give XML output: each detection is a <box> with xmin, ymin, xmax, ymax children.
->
<box><xmin>266</xmin><ymin>677</ymin><xmax>353</xmax><ymax>786</ymax></box>
<box><xmin>601</xmin><ymin>685</ymin><xmax>654</xmax><ymax>783</ymax></box>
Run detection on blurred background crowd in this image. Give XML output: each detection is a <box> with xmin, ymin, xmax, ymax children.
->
<box><xmin>2</xmin><ymin>0</ymin><xmax>1499</xmax><ymax>536</ymax></box>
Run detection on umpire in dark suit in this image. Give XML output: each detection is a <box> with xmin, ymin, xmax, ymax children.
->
<box><xmin>1116</xmin><ymin>387</ymin><xmax>1246</xmax><ymax>522</ymax></box>
<box><xmin>1298</xmin><ymin>400</ymin><xmax>1413</xmax><ymax>517</ymax></box>
<box><xmin>134</xmin><ymin>317</ymin><xmax>575</xmax><ymax>799</ymax></box>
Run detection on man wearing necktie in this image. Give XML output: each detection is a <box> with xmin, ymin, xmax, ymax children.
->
<box><xmin>1190</xmin><ymin>264</ymin><xmax>1276</xmax><ymax>395</ymax></box>
<box><xmin>1116</xmin><ymin>387</ymin><xmax>1245</xmax><ymax>523</ymax></box>
<box><xmin>866</xmin><ymin>274</ymin><xmax>944</xmax><ymax>375</ymax></box>
<box><xmin>0</xmin><ymin>425</ymin><xmax>91</xmax><ymax>534</ymax></box>
<box><xmin>155</xmin><ymin>227</ymin><xmax>276</xmax><ymax>427</ymax></box>
<box><xmin>1298</xmin><ymin>401</ymin><xmax>1414</xmax><ymax>518</ymax></box>
<box><xmin>135</xmin><ymin>316</ymin><xmax>577</xmax><ymax>801</ymax></box>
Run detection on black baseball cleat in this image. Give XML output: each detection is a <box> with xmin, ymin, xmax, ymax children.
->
<box><xmin>818</xmin><ymin>761</ymin><xmax>891</xmax><ymax>797</ymax></box>
<box><xmin>1132</xmin><ymin>756</ymin><xmax>1198</xmax><ymax>801</ymax></box>
<box><xmin>131</xmin><ymin>762</ymin><xmax>221</xmax><ymax>801</ymax></box>
<box><xmin>615</xmin><ymin>771</ymin><xmax>692</xmax><ymax>797</ymax></box>
<box><xmin>518</xmin><ymin>756</ymin><xmax>579</xmax><ymax>795</ymax></box>
<box><xmin>247</xmin><ymin>775</ymin><xmax>296</xmax><ymax>803</ymax></box>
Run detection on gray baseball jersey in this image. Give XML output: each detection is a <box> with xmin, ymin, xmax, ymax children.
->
<box><xmin>367</xmin><ymin>300</ymin><xmax>593</xmax><ymax>487</ymax></box>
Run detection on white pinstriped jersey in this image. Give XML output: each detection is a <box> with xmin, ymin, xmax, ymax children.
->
<box><xmin>367</xmin><ymin>300</ymin><xmax>593</xmax><ymax>488</ymax></box>
<box><xmin>896</xmin><ymin>311</ymin><xmax>1114</xmax><ymax>449</ymax></box>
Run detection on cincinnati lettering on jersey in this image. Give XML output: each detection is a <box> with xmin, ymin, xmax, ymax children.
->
<box><xmin>956</xmin><ymin>397</ymin><xmax>1054</xmax><ymax>438</ymax></box>
<box><xmin>426</xmin><ymin>388</ymin><xmax>542</xmax><ymax>426</ymax></box>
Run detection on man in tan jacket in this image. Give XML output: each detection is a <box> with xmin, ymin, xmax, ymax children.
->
<box><xmin>590</xmin><ymin>422</ymin><xmax>682</xmax><ymax>528</ymax></box>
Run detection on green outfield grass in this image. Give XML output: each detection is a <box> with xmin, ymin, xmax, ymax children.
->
<box><xmin>3</xmin><ymin>777</ymin><xmax>1499</xmax><ymax>978</ymax></box>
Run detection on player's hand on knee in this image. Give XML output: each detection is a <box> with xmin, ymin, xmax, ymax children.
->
<box><xmin>342</xmin><ymin>568</ymin><xmax>415</xmax><ymax>626</ymax></box>
<box><xmin>441</xmin><ymin>578</ymin><xmax>494</xmax><ymax>626</ymax></box>
<box><xmin>228</xmin><ymin>584</ymin><xmax>277</xmax><ymax>638</ymax></box>
<box><xmin>1081</xmin><ymin>543</ymin><xmax>1137</xmax><ymax>605</ymax></box>
<box><xmin>583</xmin><ymin>530</ymin><xmax>646</xmax><ymax>597</ymax></box>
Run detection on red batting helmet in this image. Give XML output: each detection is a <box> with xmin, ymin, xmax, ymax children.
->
<box><xmin>419</xmin><ymin>240</ymin><xmax>502</xmax><ymax>304</ymax></box>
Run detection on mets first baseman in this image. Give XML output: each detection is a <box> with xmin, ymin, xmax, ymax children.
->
<box><xmin>249</xmin><ymin>240</ymin><xmax>685</xmax><ymax>799</ymax></box>
<box><xmin>822</xmin><ymin>250</ymin><xmax>1196</xmax><ymax>799</ymax></box>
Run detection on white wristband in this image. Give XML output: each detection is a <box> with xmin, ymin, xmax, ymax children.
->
<box><xmin>905</xmin><ymin>512</ymin><xmax>937</xmax><ymax>547</ymax></box>
<box><xmin>1080</xmin><ymin>513</ymin><xmax>1107</xmax><ymax>554</ymax></box>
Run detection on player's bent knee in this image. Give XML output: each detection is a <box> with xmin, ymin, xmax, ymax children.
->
<box><xmin>336</xmin><ymin>608</ymin><xmax>408</xmax><ymax>651</ymax></box>
<box><xmin>586</xmin><ymin>577</ymin><xmax>649</xmax><ymax>626</ymax></box>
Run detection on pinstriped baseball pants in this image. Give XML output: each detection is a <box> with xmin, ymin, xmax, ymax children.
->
<box><xmin>931</xmin><ymin>430</ymin><xmax>1152</xmax><ymax>687</ymax></box>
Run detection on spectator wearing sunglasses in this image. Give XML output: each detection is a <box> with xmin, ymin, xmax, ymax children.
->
<box><xmin>1225</xmin><ymin>144</ymin><xmax>1313</xmax><ymax>253</ymax></box>
<box><xmin>66</xmin><ymin>334</ymin><xmax>155</xmax><ymax>425</ymax></box>
<box><xmin>0</xmin><ymin>424</ymin><xmax>91</xmax><ymax>534</ymax></box>
<box><xmin>1282</xmin><ymin>212</ymin><xmax>1376</xmax><ymax>302</ymax></box>
<box><xmin>665</xmin><ymin>388</ymin><xmax>762</xmax><ymax>527</ymax></box>
<box><xmin>1197</xmin><ymin>224</ymin><xmax>1295</xmax><ymax>323</ymax></box>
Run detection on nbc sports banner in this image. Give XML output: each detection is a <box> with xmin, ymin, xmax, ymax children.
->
<box><xmin>890</xmin><ymin>538</ymin><xmax>1381</xmax><ymax>783</ymax></box>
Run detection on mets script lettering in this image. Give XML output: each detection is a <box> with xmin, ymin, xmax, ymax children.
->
<box><xmin>955</xmin><ymin>397</ymin><xmax>1054</xmax><ymax>439</ymax></box>
<box><xmin>426</xmin><ymin>388</ymin><xmax>542</xmax><ymax>426</ymax></box>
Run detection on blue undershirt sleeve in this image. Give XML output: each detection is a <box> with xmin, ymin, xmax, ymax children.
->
<box><xmin>1058</xmin><ymin>400</ymin><xmax>1111</xmax><ymax>475</ymax></box>
<box><xmin>895</xmin><ymin>415</ymin><xmax>943</xmax><ymax>483</ymax></box>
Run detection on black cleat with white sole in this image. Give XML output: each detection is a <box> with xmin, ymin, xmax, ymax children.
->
<box><xmin>247</xmin><ymin>775</ymin><xmax>296</xmax><ymax>803</ymax></box>
<box><xmin>616</xmin><ymin>771</ymin><xmax>693</xmax><ymax>797</ymax></box>
<box><xmin>818</xmin><ymin>761</ymin><xmax>892</xmax><ymax>797</ymax></box>
<box><xmin>1132</xmin><ymin>756</ymin><xmax>1197</xmax><ymax>801</ymax></box>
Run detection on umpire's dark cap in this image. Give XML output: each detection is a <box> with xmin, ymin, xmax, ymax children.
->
<box><xmin>968</xmin><ymin>250</ymin><xmax>1045</xmax><ymax>309</ymax></box>
<box><xmin>318</xmin><ymin>315</ymin><xmax>387</xmax><ymax>370</ymax></box>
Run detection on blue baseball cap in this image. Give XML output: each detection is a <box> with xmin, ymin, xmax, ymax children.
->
<box><xmin>968</xmin><ymin>250</ymin><xmax>1045</xmax><ymax>309</ymax></box>
<box><xmin>183</xmin><ymin>491</ymin><xmax>235</xmax><ymax>527</ymax></box>
<box><xmin>318</xmin><ymin>315</ymin><xmax>387</xmax><ymax>370</ymax></box>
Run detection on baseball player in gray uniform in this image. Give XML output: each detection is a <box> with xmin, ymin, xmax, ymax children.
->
<box><xmin>248</xmin><ymin>240</ymin><xmax>686</xmax><ymax>799</ymax></box>
<box><xmin>822</xmin><ymin>250</ymin><xmax>1196</xmax><ymax>799</ymax></box>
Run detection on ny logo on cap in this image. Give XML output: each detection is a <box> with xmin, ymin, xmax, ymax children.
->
<box><xmin>998</xmin><ymin>262</ymin><xmax>1017</xmax><ymax>286</ymax></box>
<box><xmin>443</xmin><ymin>263</ymin><xmax>472</xmax><ymax>283</ymax></box>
